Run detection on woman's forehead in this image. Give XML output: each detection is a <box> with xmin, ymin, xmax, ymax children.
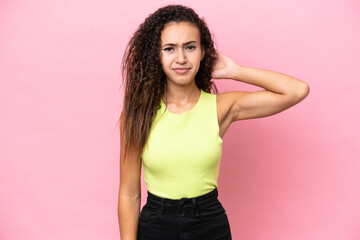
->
<box><xmin>161</xmin><ymin>22</ymin><xmax>200</xmax><ymax>44</ymax></box>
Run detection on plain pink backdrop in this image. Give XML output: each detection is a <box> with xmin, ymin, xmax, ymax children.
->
<box><xmin>1</xmin><ymin>0</ymin><xmax>359</xmax><ymax>239</ymax></box>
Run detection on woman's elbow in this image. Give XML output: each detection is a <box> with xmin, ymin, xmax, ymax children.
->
<box><xmin>291</xmin><ymin>81</ymin><xmax>310</xmax><ymax>104</ymax></box>
<box><xmin>297</xmin><ymin>81</ymin><xmax>310</xmax><ymax>100</ymax></box>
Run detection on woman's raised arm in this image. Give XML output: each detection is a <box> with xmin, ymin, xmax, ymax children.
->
<box><xmin>213</xmin><ymin>51</ymin><xmax>310</xmax><ymax>122</ymax></box>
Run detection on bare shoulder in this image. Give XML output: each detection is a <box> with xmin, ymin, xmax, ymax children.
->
<box><xmin>215</xmin><ymin>91</ymin><xmax>247</xmax><ymax>137</ymax></box>
<box><xmin>216</xmin><ymin>91</ymin><xmax>247</xmax><ymax>119</ymax></box>
<box><xmin>216</xmin><ymin>91</ymin><xmax>247</xmax><ymax>106</ymax></box>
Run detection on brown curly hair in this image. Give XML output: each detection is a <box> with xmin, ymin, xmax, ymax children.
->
<box><xmin>120</xmin><ymin>4</ymin><xmax>218</xmax><ymax>161</ymax></box>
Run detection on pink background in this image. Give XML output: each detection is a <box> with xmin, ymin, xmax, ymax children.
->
<box><xmin>1</xmin><ymin>0</ymin><xmax>359</xmax><ymax>239</ymax></box>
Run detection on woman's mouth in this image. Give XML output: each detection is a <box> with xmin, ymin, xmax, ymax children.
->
<box><xmin>173</xmin><ymin>68</ymin><xmax>190</xmax><ymax>74</ymax></box>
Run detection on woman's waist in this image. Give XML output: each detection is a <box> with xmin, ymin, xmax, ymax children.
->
<box><xmin>145</xmin><ymin>187</ymin><xmax>220</xmax><ymax>212</ymax></box>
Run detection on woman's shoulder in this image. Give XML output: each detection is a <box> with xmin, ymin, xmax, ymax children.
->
<box><xmin>215</xmin><ymin>91</ymin><xmax>246</xmax><ymax>129</ymax></box>
<box><xmin>215</xmin><ymin>92</ymin><xmax>233</xmax><ymax>114</ymax></box>
<box><xmin>202</xmin><ymin>90</ymin><xmax>235</xmax><ymax>112</ymax></box>
<box><xmin>215</xmin><ymin>91</ymin><xmax>247</xmax><ymax>108</ymax></box>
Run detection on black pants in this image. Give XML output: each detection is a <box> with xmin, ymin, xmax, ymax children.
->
<box><xmin>137</xmin><ymin>188</ymin><xmax>232</xmax><ymax>240</ymax></box>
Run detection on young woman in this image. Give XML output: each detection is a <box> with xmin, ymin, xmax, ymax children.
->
<box><xmin>118</xmin><ymin>5</ymin><xmax>309</xmax><ymax>240</ymax></box>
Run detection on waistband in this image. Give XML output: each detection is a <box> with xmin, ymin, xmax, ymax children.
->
<box><xmin>146</xmin><ymin>188</ymin><xmax>219</xmax><ymax>215</ymax></box>
<box><xmin>147</xmin><ymin>188</ymin><xmax>218</xmax><ymax>206</ymax></box>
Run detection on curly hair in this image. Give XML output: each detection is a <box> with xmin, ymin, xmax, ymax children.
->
<box><xmin>120</xmin><ymin>4</ymin><xmax>218</xmax><ymax>161</ymax></box>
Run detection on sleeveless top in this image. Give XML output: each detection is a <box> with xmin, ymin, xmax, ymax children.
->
<box><xmin>141</xmin><ymin>89</ymin><xmax>223</xmax><ymax>199</ymax></box>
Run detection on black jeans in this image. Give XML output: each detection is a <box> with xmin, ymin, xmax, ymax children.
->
<box><xmin>137</xmin><ymin>188</ymin><xmax>232</xmax><ymax>240</ymax></box>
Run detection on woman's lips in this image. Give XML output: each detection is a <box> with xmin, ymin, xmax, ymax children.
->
<box><xmin>173</xmin><ymin>68</ymin><xmax>190</xmax><ymax>74</ymax></box>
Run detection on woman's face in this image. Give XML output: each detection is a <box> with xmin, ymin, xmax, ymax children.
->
<box><xmin>160</xmin><ymin>21</ymin><xmax>204</xmax><ymax>87</ymax></box>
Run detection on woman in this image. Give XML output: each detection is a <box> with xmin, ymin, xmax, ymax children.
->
<box><xmin>118</xmin><ymin>5</ymin><xmax>309</xmax><ymax>240</ymax></box>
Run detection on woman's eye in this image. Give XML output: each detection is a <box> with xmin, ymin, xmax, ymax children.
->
<box><xmin>186</xmin><ymin>46</ymin><xmax>196</xmax><ymax>50</ymax></box>
<box><xmin>164</xmin><ymin>47</ymin><xmax>174</xmax><ymax>51</ymax></box>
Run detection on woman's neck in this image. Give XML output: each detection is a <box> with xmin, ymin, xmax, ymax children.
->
<box><xmin>162</xmin><ymin>81</ymin><xmax>200</xmax><ymax>105</ymax></box>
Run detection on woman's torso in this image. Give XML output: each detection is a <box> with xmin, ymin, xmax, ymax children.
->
<box><xmin>141</xmin><ymin>89</ymin><xmax>226</xmax><ymax>199</ymax></box>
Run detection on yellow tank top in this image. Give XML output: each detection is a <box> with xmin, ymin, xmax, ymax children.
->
<box><xmin>141</xmin><ymin>89</ymin><xmax>223</xmax><ymax>199</ymax></box>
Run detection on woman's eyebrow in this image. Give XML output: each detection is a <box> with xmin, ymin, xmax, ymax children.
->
<box><xmin>162</xmin><ymin>41</ymin><xmax>197</xmax><ymax>47</ymax></box>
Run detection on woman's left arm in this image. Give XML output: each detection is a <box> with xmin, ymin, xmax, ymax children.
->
<box><xmin>212</xmin><ymin>51</ymin><xmax>310</xmax><ymax>122</ymax></box>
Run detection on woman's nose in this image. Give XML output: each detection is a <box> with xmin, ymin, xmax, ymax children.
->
<box><xmin>175</xmin><ymin>49</ymin><xmax>187</xmax><ymax>64</ymax></box>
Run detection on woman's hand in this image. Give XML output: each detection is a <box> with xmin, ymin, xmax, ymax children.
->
<box><xmin>211</xmin><ymin>50</ymin><xmax>239</xmax><ymax>79</ymax></box>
